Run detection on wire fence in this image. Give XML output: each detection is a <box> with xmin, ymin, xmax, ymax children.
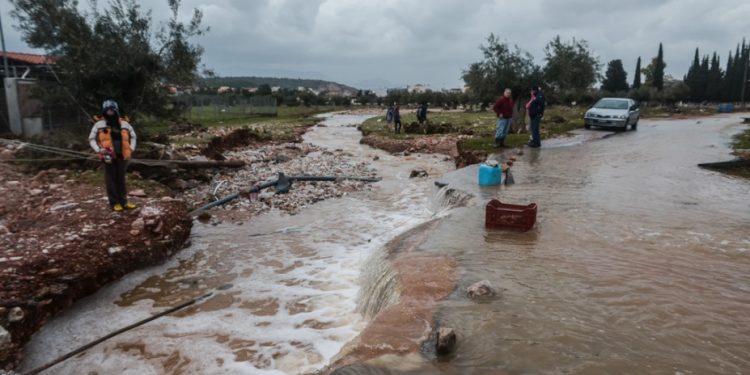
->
<box><xmin>175</xmin><ymin>95</ymin><xmax>278</xmax><ymax>123</ymax></box>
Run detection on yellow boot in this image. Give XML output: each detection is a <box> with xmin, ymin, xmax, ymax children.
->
<box><xmin>124</xmin><ymin>202</ymin><xmax>137</xmax><ymax>209</ymax></box>
<box><xmin>113</xmin><ymin>203</ymin><xmax>124</xmax><ymax>212</ymax></box>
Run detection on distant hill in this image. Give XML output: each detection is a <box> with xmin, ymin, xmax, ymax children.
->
<box><xmin>203</xmin><ymin>76</ymin><xmax>359</xmax><ymax>94</ymax></box>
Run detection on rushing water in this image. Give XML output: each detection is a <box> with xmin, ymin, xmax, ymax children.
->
<box><xmin>19</xmin><ymin>113</ymin><xmax>455</xmax><ymax>374</ymax></box>
<box><xmin>20</xmin><ymin>113</ymin><xmax>750</xmax><ymax>375</ymax></box>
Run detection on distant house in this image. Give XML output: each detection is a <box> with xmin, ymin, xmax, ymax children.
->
<box><xmin>217</xmin><ymin>86</ymin><xmax>233</xmax><ymax>94</ymax></box>
<box><xmin>1</xmin><ymin>52</ymin><xmax>60</xmax><ymax>135</ymax></box>
<box><xmin>271</xmin><ymin>86</ymin><xmax>281</xmax><ymax>93</ymax></box>
<box><xmin>1</xmin><ymin>52</ymin><xmax>57</xmax><ymax>79</ymax></box>
<box><xmin>408</xmin><ymin>84</ymin><xmax>428</xmax><ymax>93</ymax></box>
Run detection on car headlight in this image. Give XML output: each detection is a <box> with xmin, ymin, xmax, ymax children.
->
<box><xmin>617</xmin><ymin>115</ymin><xmax>627</xmax><ymax>119</ymax></box>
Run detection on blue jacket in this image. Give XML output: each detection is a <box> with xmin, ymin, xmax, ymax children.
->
<box><xmin>528</xmin><ymin>92</ymin><xmax>546</xmax><ymax>119</ymax></box>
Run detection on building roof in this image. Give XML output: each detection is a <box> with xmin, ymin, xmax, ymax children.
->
<box><xmin>0</xmin><ymin>52</ymin><xmax>57</xmax><ymax>65</ymax></box>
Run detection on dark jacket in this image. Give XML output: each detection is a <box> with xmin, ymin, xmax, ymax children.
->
<box><xmin>493</xmin><ymin>96</ymin><xmax>514</xmax><ymax>118</ymax></box>
<box><xmin>528</xmin><ymin>92</ymin><xmax>546</xmax><ymax>119</ymax></box>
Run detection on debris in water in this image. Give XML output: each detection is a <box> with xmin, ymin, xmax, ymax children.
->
<box><xmin>409</xmin><ymin>169</ymin><xmax>429</xmax><ymax>178</ymax></box>
<box><xmin>436</xmin><ymin>327</ymin><xmax>457</xmax><ymax>355</ymax></box>
<box><xmin>467</xmin><ymin>280</ymin><xmax>496</xmax><ymax>299</ymax></box>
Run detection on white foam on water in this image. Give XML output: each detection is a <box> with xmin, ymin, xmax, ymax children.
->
<box><xmin>20</xmin><ymin>113</ymin><xmax>453</xmax><ymax>375</ymax></box>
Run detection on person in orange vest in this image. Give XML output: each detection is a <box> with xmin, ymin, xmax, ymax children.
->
<box><xmin>88</xmin><ymin>100</ymin><xmax>137</xmax><ymax>212</ymax></box>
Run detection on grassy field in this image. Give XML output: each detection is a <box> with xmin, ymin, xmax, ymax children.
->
<box><xmin>733</xmin><ymin>125</ymin><xmax>750</xmax><ymax>152</ymax></box>
<box><xmin>361</xmin><ymin>105</ymin><xmax>587</xmax><ymax>153</ymax></box>
<box><xmin>141</xmin><ymin>105</ymin><xmax>343</xmax><ymax>146</ymax></box>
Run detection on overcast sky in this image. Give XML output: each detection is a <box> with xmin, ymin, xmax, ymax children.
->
<box><xmin>1</xmin><ymin>0</ymin><xmax>748</xmax><ymax>90</ymax></box>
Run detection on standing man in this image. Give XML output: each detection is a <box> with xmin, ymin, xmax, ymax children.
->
<box><xmin>393</xmin><ymin>103</ymin><xmax>402</xmax><ymax>134</ymax></box>
<box><xmin>416</xmin><ymin>103</ymin><xmax>428</xmax><ymax>124</ymax></box>
<box><xmin>527</xmin><ymin>86</ymin><xmax>546</xmax><ymax>148</ymax></box>
<box><xmin>88</xmin><ymin>100</ymin><xmax>137</xmax><ymax>211</ymax></box>
<box><xmin>386</xmin><ymin>103</ymin><xmax>394</xmax><ymax>127</ymax></box>
<box><xmin>492</xmin><ymin>88</ymin><xmax>514</xmax><ymax>147</ymax></box>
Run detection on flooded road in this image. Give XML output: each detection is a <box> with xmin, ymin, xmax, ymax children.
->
<box><xmin>386</xmin><ymin>114</ymin><xmax>750</xmax><ymax>374</ymax></box>
<box><xmin>20</xmin><ymin>114</ymin><xmax>750</xmax><ymax>374</ymax></box>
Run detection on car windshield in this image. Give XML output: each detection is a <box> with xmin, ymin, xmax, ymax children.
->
<box><xmin>593</xmin><ymin>99</ymin><xmax>629</xmax><ymax>110</ymax></box>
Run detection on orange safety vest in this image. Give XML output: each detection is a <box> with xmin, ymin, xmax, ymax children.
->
<box><xmin>96</xmin><ymin>119</ymin><xmax>132</xmax><ymax>160</ymax></box>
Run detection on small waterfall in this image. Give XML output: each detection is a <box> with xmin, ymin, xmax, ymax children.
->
<box><xmin>429</xmin><ymin>186</ymin><xmax>473</xmax><ymax>216</ymax></box>
<box><xmin>356</xmin><ymin>248</ymin><xmax>401</xmax><ymax>319</ymax></box>
<box><xmin>357</xmin><ymin>187</ymin><xmax>473</xmax><ymax>320</ymax></box>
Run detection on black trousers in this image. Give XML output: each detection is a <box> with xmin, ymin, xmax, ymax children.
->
<box><xmin>104</xmin><ymin>158</ymin><xmax>128</xmax><ymax>206</ymax></box>
<box><xmin>394</xmin><ymin>120</ymin><xmax>402</xmax><ymax>134</ymax></box>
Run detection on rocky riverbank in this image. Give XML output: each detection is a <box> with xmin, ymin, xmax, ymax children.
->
<box><xmin>0</xmin><ymin>162</ymin><xmax>192</xmax><ymax>370</ymax></box>
<box><xmin>0</xmin><ymin>117</ymin><xmax>380</xmax><ymax>370</ymax></box>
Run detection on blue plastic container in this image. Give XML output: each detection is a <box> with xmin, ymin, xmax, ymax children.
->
<box><xmin>478</xmin><ymin>163</ymin><xmax>502</xmax><ymax>186</ymax></box>
<box><xmin>718</xmin><ymin>103</ymin><xmax>734</xmax><ymax>113</ymax></box>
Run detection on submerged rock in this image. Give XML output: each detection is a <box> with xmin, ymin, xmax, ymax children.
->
<box><xmin>409</xmin><ymin>169</ymin><xmax>428</xmax><ymax>178</ymax></box>
<box><xmin>467</xmin><ymin>280</ymin><xmax>496</xmax><ymax>298</ymax></box>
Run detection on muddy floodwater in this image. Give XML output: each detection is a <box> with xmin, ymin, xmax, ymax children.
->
<box><xmin>20</xmin><ymin>114</ymin><xmax>750</xmax><ymax>374</ymax></box>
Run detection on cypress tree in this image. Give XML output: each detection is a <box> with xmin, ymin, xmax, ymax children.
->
<box><xmin>697</xmin><ymin>56</ymin><xmax>709</xmax><ymax>102</ymax></box>
<box><xmin>654</xmin><ymin>43</ymin><xmax>666</xmax><ymax>91</ymax></box>
<box><xmin>724</xmin><ymin>52</ymin><xmax>734</xmax><ymax>101</ymax></box>
<box><xmin>706</xmin><ymin>53</ymin><xmax>722</xmax><ymax>102</ymax></box>
<box><xmin>602</xmin><ymin>59</ymin><xmax>629</xmax><ymax>92</ymax></box>
<box><xmin>742</xmin><ymin>40</ymin><xmax>749</xmax><ymax>105</ymax></box>
<box><xmin>734</xmin><ymin>44</ymin><xmax>742</xmax><ymax>100</ymax></box>
<box><xmin>685</xmin><ymin>48</ymin><xmax>700</xmax><ymax>101</ymax></box>
<box><xmin>633</xmin><ymin>57</ymin><xmax>642</xmax><ymax>88</ymax></box>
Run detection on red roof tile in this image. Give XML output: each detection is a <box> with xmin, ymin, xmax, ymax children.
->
<box><xmin>0</xmin><ymin>52</ymin><xmax>57</xmax><ymax>65</ymax></box>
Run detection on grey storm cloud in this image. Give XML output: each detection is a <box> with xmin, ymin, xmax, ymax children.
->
<box><xmin>1</xmin><ymin>0</ymin><xmax>748</xmax><ymax>89</ymax></box>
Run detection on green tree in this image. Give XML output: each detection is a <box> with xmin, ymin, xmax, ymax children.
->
<box><xmin>10</xmin><ymin>0</ymin><xmax>207</xmax><ymax>120</ymax></box>
<box><xmin>256</xmin><ymin>84</ymin><xmax>272</xmax><ymax>96</ymax></box>
<box><xmin>653</xmin><ymin>43</ymin><xmax>666</xmax><ymax>91</ymax></box>
<box><xmin>601</xmin><ymin>59</ymin><xmax>629</xmax><ymax>92</ymax></box>
<box><xmin>542</xmin><ymin>35</ymin><xmax>601</xmax><ymax>94</ymax></box>
<box><xmin>461</xmin><ymin>33</ymin><xmax>542</xmax><ymax>106</ymax></box>
<box><xmin>684</xmin><ymin>48</ymin><xmax>701</xmax><ymax>101</ymax></box>
<box><xmin>705</xmin><ymin>52</ymin><xmax>723</xmax><ymax>102</ymax></box>
<box><xmin>632</xmin><ymin>57</ymin><xmax>642</xmax><ymax>89</ymax></box>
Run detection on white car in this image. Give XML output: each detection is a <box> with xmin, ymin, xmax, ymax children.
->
<box><xmin>584</xmin><ymin>98</ymin><xmax>640</xmax><ymax>131</ymax></box>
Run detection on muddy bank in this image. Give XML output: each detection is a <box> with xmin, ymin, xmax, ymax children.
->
<box><xmin>359</xmin><ymin>134</ymin><xmax>459</xmax><ymax>159</ymax></box>
<box><xmin>0</xmin><ymin>163</ymin><xmax>192</xmax><ymax>369</ymax></box>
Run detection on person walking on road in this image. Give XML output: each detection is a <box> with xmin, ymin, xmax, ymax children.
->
<box><xmin>393</xmin><ymin>104</ymin><xmax>402</xmax><ymax>134</ymax></box>
<box><xmin>88</xmin><ymin>100</ymin><xmax>137</xmax><ymax>212</ymax></box>
<box><xmin>492</xmin><ymin>88</ymin><xmax>514</xmax><ymax>147</ymax></box>
<box><xmin>527</xmin><ymin>86</ymin><xmax>546</xmax><ymax>148</ymax></box>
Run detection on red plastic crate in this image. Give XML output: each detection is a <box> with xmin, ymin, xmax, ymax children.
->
<box><xmin>485</xmin><ymin>199</ymin><xmax>537</xmax><ymax>231</ymax></box>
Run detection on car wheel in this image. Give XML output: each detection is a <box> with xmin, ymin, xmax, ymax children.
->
<box><xmin>632</xmin><ymin>118</ymin><xmax>638</xmax><ymax>131</ymax></box>
<box><xmin>617</xmin><ymin>121</ymin><xmax>628</xmax><ymax>132</ymax></box>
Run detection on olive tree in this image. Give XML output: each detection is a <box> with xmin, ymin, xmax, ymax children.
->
<box><xmin>10</xmin><ymin>0</ymin><xmax>208</xmax><ymax>120</ymax></box>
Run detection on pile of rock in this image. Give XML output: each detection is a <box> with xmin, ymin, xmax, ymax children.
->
<box><xmin>182</xmin><ymin>142</ymin><xmax>378</xmax><ymax>215</ymax></box>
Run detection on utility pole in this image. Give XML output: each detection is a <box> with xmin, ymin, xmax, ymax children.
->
<box><xmin>0</xmin><ymin>3</ymin><xmax>9</xmax><ymax>78</ymax></box>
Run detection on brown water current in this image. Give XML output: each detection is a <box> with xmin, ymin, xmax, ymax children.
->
<box><xmin>17</xmin><ymin>113</ymin><xmax>750</xmax><ymax>375</ymax></box>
